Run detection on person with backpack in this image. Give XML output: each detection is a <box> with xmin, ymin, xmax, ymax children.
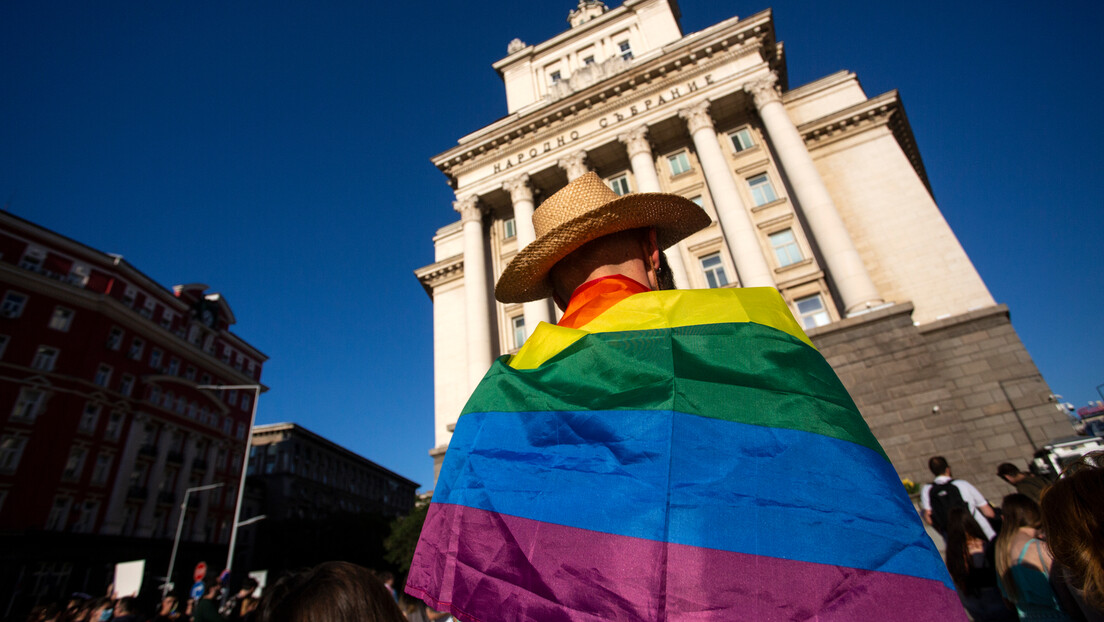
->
<box><xmin>922</xmin><ymin>455</ymin><xmax>998</xmax><ymax>541</ymax></box>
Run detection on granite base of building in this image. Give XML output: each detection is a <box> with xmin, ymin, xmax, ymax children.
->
<box><xmin>810</xmin><ymin>302</ymin><xmax>1072</xmax><ymax>504</ymax></box>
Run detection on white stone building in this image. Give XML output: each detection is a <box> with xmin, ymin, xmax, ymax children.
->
<box><xmin>415</xmin><ymin>0</ymin><xmax>1070</xmax><ymax>496</ymax></box>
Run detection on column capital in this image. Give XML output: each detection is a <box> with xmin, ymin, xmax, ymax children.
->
<box><xmin>618</xmin><ymin>124</ymin><xmax>653</xmax><ymax>159</ymax></box>
<box><xmin>745</xmin><ymin>73</ymin><xmax>781</xmax><ymax>108</ymax></box>
<box><xmin>453</xmin><ymin>195</ymin><xmax>484</xmax><ymax>224</ymax></box>
<box><xmin>678</xmin><ymin>100</ymin><xmax>714</xmax><ymax>134</ymax></box>
<box><xmin>502</xmin><ymin>174</ymin><xmax>533</xmax><ymax>205</ymax></box>
<box><xmin>557</xmin><ymin>150</ymin><xmax>590</xmax><ymax>180</ymax></box>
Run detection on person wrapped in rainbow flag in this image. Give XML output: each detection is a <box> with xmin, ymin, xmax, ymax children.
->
<box><xmin>407</xmin><ymin>172</ymin><xmax>966</xmax><ymax>621</ymax></box>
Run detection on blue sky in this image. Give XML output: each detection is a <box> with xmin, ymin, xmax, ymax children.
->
<box><xmin>2</xmin><ymin>1</ymin><xmax>1101</xmax><ymax>491</ymax></box>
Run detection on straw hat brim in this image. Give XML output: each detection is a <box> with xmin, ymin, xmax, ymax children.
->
<box><xmin>494</xmin><ymin>192</ymin><xmax>711</xmax><ymax>303</ymax></box>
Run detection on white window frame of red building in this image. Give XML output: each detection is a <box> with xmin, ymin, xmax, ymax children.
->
<box><xmin>18</xmin><ymin>247</ymin><xmax>45</xmax><ymax>272</ymax></box>
<box><xmin>1</xmin><ymin>291</ymin><xmax>28</xmax><ymax>318</ymax></box>
<box><xmin>79</xmin><ymin>402</ymin><xmax>102</xmax><ymax>434</ymax></box>
<box><xmin>140</xmin><ymin>297</ymin><xmax>155</xmax><ymax>319</ymax></box>
<box><xmin>0</xmin><ymin>435</ymin><xmax>28</xmax><ymax>472</ymax></box>
<box><xmin>49</xmin><ymin>306</ymin><xmax>75</xmax><ymax>332</ymax></box>
<box><xmin>127</xmin><ymin>337</ymin><xmax>144</xmax><ymax>361</ymax></box>
<box><xmin>167</xmin><ymin>357</ymin><xmax>180</xmax><ymax>376</ymax></box>
<box><xmin>11</xmin><ymin>388</ymin><xmax>46</xmax><ymax>422</ymax></box>
<box><xmin>122</xmin><ymin>286</ymin><xmax>137</xmax><ymax>307</ymax></box>
<box><xmin>160</xmin><ymin>309</ymin><xmax>174</xmax><ymax>330</ymax></box>
<box><xmin>62</xmin><ymin>446</ymin><xmax>88</xmax><ymax>481</ymax></box>
<box><xmin>73</xmin><ymin>499</ymin><xmax>100</xmax><ymax>533</ymax></box>
<box><xmin>107</xmin><ymin>326</ymin><xmax>124</xmax><ymax>350</ymax></box>
<box><xmin>45</xmin><ymin>496</ymin><xmax>72</xmax><ymax>531</ymax></box>
<box><xmin>31</xmin><ymin>345</ymin><xmax>59</xmax><ymax>371</ymax></box>
<box><xmin>92</xmin><ymin>452</ymin><xmax>113</xmax><ymax>484</ymax></box>
<box><xmin>68</xmin><ymin>262</ymin><xmax>90</xmax><ymax>287</ymax></box>
<box><xmin>119</xmin><ymin>374</ymin><xmax>134</xmax><ymax>397</ymax></box>
<box><xmin>105</xmin><ymin>412</ymin><xmax>124</xmax><ymax>441</ymax></box>
<box><xmin>93</xmin><ymin>364</ymin><xmax>112</xmax><ymax>388</ymax></box>
<box><xmin>149</xmin><ymin>348</ymin><xmax>163</xmax><ymax>370</ymax></box>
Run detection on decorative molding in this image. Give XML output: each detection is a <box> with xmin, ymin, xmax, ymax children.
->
<box><xmin>452</xmin><ymin>195</ymin><xmax>483</xmax><ymax>224</ymax></box>
<box><xmin>557</xmin><ymin>150</ymin><xmax>590</xmax><ymax>180</ymax></box>
<box><xmin>618</xmin><ymin>124</ymin><xmax>652</xmax><ymax>158</ymax></box>
<box><xmin>414</xmin><ymin>256</ymin><xmax>465</xmax><ymax>297</ymax></box>
<box><xmin>506</xmin><ymin>38</ymin><xmax>526</xmax><ymax>54</ymax></box>
<box><xmin>502</xmin><ymin>174</ymin><xmax>533</xmax><ymax>204</ymax></box>
<box><xmin>745</xmin><ymin>72</ymin><xmax>781</xmax><ymax>108</ymax></box>
<box><xmin>678</xmin><ymin>100</ymin><xmax>714</xmax><ymax>134</ymax></box>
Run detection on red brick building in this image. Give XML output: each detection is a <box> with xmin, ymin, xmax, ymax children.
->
<box><xmin>0</xmin><ymin>211</ymin><xmax>267</xmax><ymax>607</ymax></box>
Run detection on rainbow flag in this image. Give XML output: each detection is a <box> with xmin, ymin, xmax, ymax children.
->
<box><xmin>407</xmin><ymin>288</ymin><xmax>965</xmax><ymax>621</ymax></box>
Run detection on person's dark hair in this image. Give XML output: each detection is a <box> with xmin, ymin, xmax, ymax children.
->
<box><xmin>928</xmin><ymin>455</ymin><xmax>950</xmax><ymax>477</ymax></box>
<box><xmin>1040</xmin><ymin>451</ymin><xmax>1104</xmax><ymax>610</ymax></box>
<box><xmin>241</xmin><ymin>576</ymin><xmax>260</xmax><ymax>592</ymax></box>
<box><xmin>256</xmin><ymin>561</ymin><xmax>405</xmax><ymax>622</ymax></box>
<box><xmin>549</xmin><ymin>227</ymin><xmax>655</xmax><ymax>304</ymax></box>
<box><xmin>996</xmin><ymin>463</ymin><xmax>1021</xmax><ymax>478</ymax></box>
<box><xmin>943</xmin><ymin>507</ymin><xmax>989</xmax><ymax>594</ymax></box>
<box><xmin>115</xmin><ymin>596</ymin><xmax>140</xmax><ymax>616</ymax></box>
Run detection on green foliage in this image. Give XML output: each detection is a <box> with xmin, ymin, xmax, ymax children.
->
<box><xmin>384</xmin><ymin>500</ymin><xmax>430</xmax><ymax>574</ymax></box>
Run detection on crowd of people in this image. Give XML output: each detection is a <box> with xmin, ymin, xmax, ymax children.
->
<box><xmin>925</xmin><ymin>452</ymin><xmax>1103</xmax><ymax>622</ymax></box>
<box><xmin>20</xmin><ymin>563</ymin><xmax>446</xmax><ymax>622</ymax></box>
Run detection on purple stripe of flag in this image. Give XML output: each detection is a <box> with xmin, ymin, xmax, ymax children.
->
<box><xmin>407</xmin><ymin>503</ymin><xmax>967</xmax><ymax>622</ymax></box>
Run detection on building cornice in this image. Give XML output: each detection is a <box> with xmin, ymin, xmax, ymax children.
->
<box><xmin>432</xmin><ymin>9</ymin><xmax>779</xmax><ymax>185</ymax></box>
<box><xmin>253</xmin><ymin>422</ymin><xmax>420</xmax><ymax>487</ymax></box>
<box><xmin>797</xmin><ymin>90</ymin><xmax>932</xmax><ymax>193</ymax></box>
<box><xmin>414</xmin><ymin>255</ymin><xmax>464</xmax><ymax>298</ymax></box>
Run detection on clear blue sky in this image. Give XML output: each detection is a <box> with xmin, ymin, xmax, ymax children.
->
<box><xmin>2</xmin><ymin>1</ymin><xmax>1101</xmax><ymax>492</ymax></box>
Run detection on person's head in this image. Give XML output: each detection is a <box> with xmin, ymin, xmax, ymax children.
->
<box><xmin>159</xmin><ymin>594</ymin><xmax>178</xmax><ymax>614</ymax></box>
<box><xmin>942</xmin><ymin>507</ymin><xmax>989</xmax><ymax>593</ymax></box>
<box><xmin>86</xmin><ymin>597</ymin><xmax>112</xmax><ymax>622</ymax></box>
<box><xmin>1040</xmin><ymin>451</ymin><xmax>1104</xmax><ymax>610</ymax></box>
<box><xmin>995</xmin><ymin>493</ymin><xmax>1042</xmax><ymax>602</ymax></box>
<box><xmin>114</xmin><ymin>596</ymin><xmax>138</xmax><ymax>616</ymax></box>
<box><xmin>928</xmin><ymin>456</ymin><xmax>950</xmax><ymax>477</ymax></box>
<box><xmin>997</xmin><ymin>462</ymin><xmax>1025</xmax><ymax>484</ymax></box>
<box><xmin>493</xmin><ymin>172</ymin><xmax>710</xmax><ymax>307</ymax></box>
<box><xmin>377</xmin><ymin>571</ymin><xmax>394</xmax><ymax>588</ymax></box>
<box><xmin>204</xmin><ymin>581</ymin><xmax>221</xmax><ymax>600</ymax></box>
<box><xmin>256</xmin><ymin>561</ymin><xmax>405</xmax><ymax>622</ymax></box>
<box><xmin>239</xmin><ymin>577</ymin><xmax>260</xmax><ymax>597</ymax></box>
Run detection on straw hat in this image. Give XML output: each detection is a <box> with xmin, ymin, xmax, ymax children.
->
<box><xmin>494</xmin><ymin>171</ymin><xmax>711</xmax><ymax>303</ymax></box>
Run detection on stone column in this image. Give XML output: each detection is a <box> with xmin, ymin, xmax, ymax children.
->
<box><xmin>166</xmin><ymin>432</ymin><xmax>198</xmax><ymax>532</ymax></box>
<box><xmin>557</xmin><ymin>150</ymin><xmax>590</xmax><ymax>181</ymax></box>
<box><xmin>619</xmin><ymin>124</ymin><xmax>691</xmax><ymax>289</ymax></box>
<box><xmin>455</xmin><ymin>195</ymin><xmax>494</xmax><ymax>390</ymax></box>
<box><xmin>191</xmin><ymin>441</ymin><xmax>220</xmax><ymax>541</ymax></box>
<box><xmin>679</xmin><ymin>101</ymin><xmax>774</xmax><ymax>288</ymax></box>
<box><xmin>136</xmin><ymin>423</ymin><xmax>173</xmax><ymax>537</ymax></box>
<box><xmin>101</xmin><ymin>413</ymin><xmax>147</xmax><ymax>535</ymax></box>
<box><xmin>745</xmin><ymin>73</ymin><xmax>882</xmax><ymax>313</ymax></box>
<box><xmin>503</xmin><ymin>174</ymin><xmax>553</xmax><ymax>336</ymax></box>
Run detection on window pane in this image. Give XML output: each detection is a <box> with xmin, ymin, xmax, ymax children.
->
<box><xmin>795</xmin><ymin>294</ymin><xmax>831</xmax><ymax>329</ymax></box>
<box><xmin>667</xmin><ymin>152</ymin><xmax>690</xmax><ymax>176</ymax></box>
<box><xmin>504</xmin><ymin>218</ymin><xmax>516</xmax><ymax>239</ymax></box>
<box><xmin>512</xmin><ymin>316</ymin><xmax>526</xmax><ymax>349</ymax></box>
<box><xmin>769</xmin><ymin>229</ymin><xmax>803</xmax><ymax>267</ymax></box>
<box><xmin>748</xmin><ymin>174</ymin><xmax>778</xmax><ymax>206</ymax></box>
<box><xmin>700</xmin><ymin>253</ymin><xmax>729</xmax><ymax>289</ymax></box>
<box><xmin>730</xmin><ymin>129</ymin><xmax>754</xmax><ymax>152</ymax></box>
<box><xmin>608</xmin><ymin>175</ymin><xmax>630</xmax><ymax>196</ymax></box>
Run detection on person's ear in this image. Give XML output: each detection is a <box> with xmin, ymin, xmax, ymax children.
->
<box><xmin>647</xmin><ymin>228</ymin><xmax>661</xmax><ymax>272</ymax></box>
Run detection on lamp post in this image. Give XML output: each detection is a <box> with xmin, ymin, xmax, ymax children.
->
<box><xmin>164</xmin><ymin>482</ymin><xmax>225</xmax><ymax>598</ymax></box>
<box><xmin>197</xmin><ymin>384</ymin><xmax>261</xmax><ymax>580</ymax></box>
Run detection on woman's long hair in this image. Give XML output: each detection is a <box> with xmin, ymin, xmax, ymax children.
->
<box><xmin>944</xmin><ymin>507</ymin><xmax>989</xmax><ymax>594</ymax></box>
<box><xmin>256</xmin><ymin>562</ymin><xmax>405</xmax><ymax>622</ymax></box>
<box><xmin>1040</xmin><ymin>451</ymin><xmax>1104</xmax><ymax>611</ymax></box>
<box><xmin>994</xmin><ymin>493</ymin><xmax>1042</xmax><ymax>603</ymax></box>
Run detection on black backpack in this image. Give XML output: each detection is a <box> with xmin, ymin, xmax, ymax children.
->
<box><xmin>929</xmin><ymin>480</ymin><xmax>968</xmax><ymax>534</ymax></box>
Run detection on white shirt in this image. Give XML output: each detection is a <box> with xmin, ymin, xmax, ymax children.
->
<box><xmin>920</xmin><ymin>475</ymin><xmax>996</xmax><ymax>540</ymax></box>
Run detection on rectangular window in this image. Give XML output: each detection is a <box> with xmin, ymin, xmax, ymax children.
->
<box><xmin>92</xmin><ymin>453</ymin><xmax>113</xmax><ymax>484</ymax></box>
<box><xmin>121</xmin><ymin>286</ymin><xmax>137</xmax><ymax>307</ymax></box>
<box><xmin>241</xmin><ymin>393</ymin><xmax>252</xmax><ymax>411</ymax></box>
<box><xmin>140</xmin><ymin>298</ymin><xmax>155</xmax><ymax>319</ymax></box>
<box><xmin>69</xmin><ymin>262</ymin><xmax>91</xmax><ymax>287</ymax></box>
<box><xmin>93</xmin><ymin>364</ymin><xmax>112</xmax><ymax>387</ymax></box>
<box><xmin>19</xmin><ymin>248</ymin><xmax>45</xmax><ymax>271</ymax></box>
<box><xmin>512</xmin><ymin>316</ymin><xmax>526</xmax><ymax>350</ymax></box>
<box><xmin>107</xmin><ymin>327</ymin><xmax>124</xmax><ymax>350</ymax></box>
<box><xmin>583</xmin><ymin>55</ymin><xmax>595</xmax><ymax>65</ymax></box>
<box><xmin>12</xmin><ymin>389</ymin><xmax>45</xmax><ymax>422</ymax></box>
<box><xmin>160</xmin><ymin>310</ymin><xmax>173</xmax><ymax>330</ymax></box>
<box><xmin>748</xmin><ymin>174</ymin><xmax>778</xmax><ymax>206</ymax></box>
<box><xmin>237</xmin><ymin>422</ymin><xmax>246</xmax><ymax>440</ymax></box>
<box><xmin>700</xmin><ymin>253</ymin><xmax>730</xmax><ymax>289</ymax></box>
<box><xmin>45</xmin><ymin>496</ymin><xmax>72</xmax><ymax>531</ymax></box>
<box><xmin>618</xmin><ymin>40</ymin><xmax>633</xmax><ymax>61</ymax></box>
<box><xmin>729</xmin><ymin>128</ymin><xmax>755</xmax><ymax>153</ymax></box>
<box><xmin>1</xmin><ymin>292</ymin><xmax>27</xmax><ymax>318</ymax></box>
<box><xmin>79</xmin><ymin>403</ymin><xmax>101</xmax><ymax>434</ymax></box>
<box><xmin>62</xmin><ymin>446</ymin><xmax>87</xmax><ymax>480</ymax></box>
<box><xmin>149</xmin><ymin>348</ymin><xmax>163</xmax><ymax>369</ymax></box>
<box><xmin>690</xmin><ymin>196</ymin><xmax>704</xmax><ymax>207</ymax></box>
<box><xmin>105</xmin><ymin>412</ymin><xmax>124</xmax><ymax>441</ymax></box>
<box><xmin>607</xmin><ymin>174</ymin><xmax>631</xmax><ymax>196</ymax></box>
<box><xmin>795</xmin><ymin>294</ymin><xmax>832</xmax><ymax>329</ymax></box>
<box><xmin>549</xmin><ymin>70</ymin><xmax>562</xmax><ymax>84</ymax></box>
<box><xmin>0</xmin><ymin>335</ymin><xmax>8</xmax><ymax>359</ymax></box>
<box><xmin>49</xmin><ymin>307</ymin><xmax>74</xmax><ymax>331</ymax></box>
<box><xmin>769</xmin><ymin>229</ymin><xmax>804</xmax><ymax>267</ymax></box>
<box><xmin>32</xmin><ymin>346</ymin><xmax>59</xmax><ymax>371</ymax></box>
<box><xmin>73</xmin><ymin>500</ymin><xmax>99</xmax><ymax>533</ymax></box>
<box><xmin>503</xmin><ymin>218</ymin><xmax>516</xmax><ymax>239</ymax></box>
<box><xmin>667</xmin><ymin>151</ymin><xmax>691</xmax><ymax>176</ymax></box>
<box><xmin>119</xmin><ymin>374</ymin><xmax>134</xmax><ymax>397</ymax></box>
<box><xmin>223</xmin><ymin>417</ymin><xmax>233</xmax><ymax>435</ymax></box>
<box><xmin>128</xmin><ymin>337</ymin><xmax>144</xmax><ymax>360</ymax></box>
<box><xmin>167</xmin><ymin>358</ymin><xmax>180</xmax><ymax>376</ymax></box>
<box><xmin>228</xmin><ymin>389</ymin><xmax>238</xmax><ymax>407</ymax></box>
<box><xmin>221</xmin><ymin>346</ymin><xmax>231</xmax><ymax>363</ymax></box>
<box><xmin>185</xmin><ymin>366</ymin><xmax>196</xmax><ymax>381</ymax></box>
<box><xmin>0</xmin><ymin>435</ymin><xmax>28</xmax><ymax>472</ymax></box>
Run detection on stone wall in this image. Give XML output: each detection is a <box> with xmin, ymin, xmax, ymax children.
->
<box><xmin>809</xmin><ymin>302</ymin><xmax>1073</xmax><ymax>505</ymax></box>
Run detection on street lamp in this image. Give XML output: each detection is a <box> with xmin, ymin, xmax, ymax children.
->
<box><xmin>164</xmin><ymin>482</ymin><xmax>225</xmax><ymax>598</ymax></box>
<box><xmin>197</xmin><ymin>384</ymin><xmax>261</xmax><ymax>580</ymax></box>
